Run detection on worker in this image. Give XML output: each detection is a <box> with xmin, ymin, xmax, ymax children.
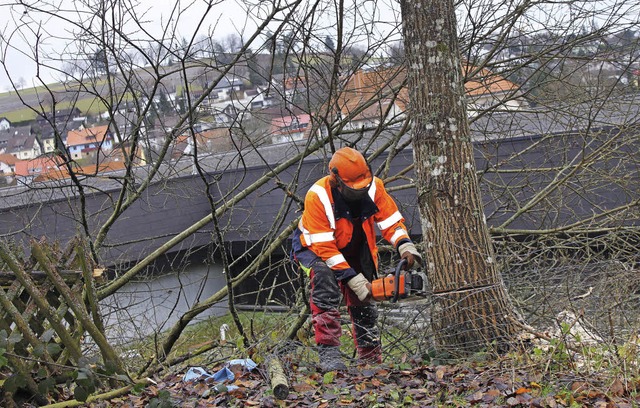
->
<box><xmin>291</xmin><ymin>147</ymin><xmax>422</xmax><ymax>371</ymax></box>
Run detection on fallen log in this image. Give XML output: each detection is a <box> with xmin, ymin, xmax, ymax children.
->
<box><xmin>266</xmin><ymin>356</ymin><xmax>289</xmax><ymax>400</ymax></box>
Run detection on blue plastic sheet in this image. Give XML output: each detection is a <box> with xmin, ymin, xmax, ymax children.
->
<box><xmin>182</xmin><ymin>358</ymin><xmax>257</xmax><ymax>392</ymax></box>
<box><xmin>227</xmin><ymin>358</ymin><xmax>257</xmax><ymax>371</ymax></box>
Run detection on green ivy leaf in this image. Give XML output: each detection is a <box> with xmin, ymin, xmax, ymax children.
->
<box><xmin>397</xmin><ymin>362</ymin><xmax>412</xmax><ymax>370</ymax></box>
<box><xmin>46</xmin><ymin>342</ymin><xmax>62</xmax><ymax>356</ymax></box>
<box><xmin>7</xmin><ymin>332</ymin><xmax>22</xmax><ymax>345</ymax></box>
<box><xmin>323</xmin><ymin>371</ymin><xmax>335</xmax><ymax>384</ymax></box>
<box><xmin>0</xmin><ymin>329</ymin><xmax>8</xmax><ymax>347</ymax></box>
<box><xmin>33</xmin><ymin>344</ymin><xmax>45</xmax><ymax>357</ymax></box>
<box><xmin>4</xmin><ymin>374</ymin><xmax>27</xmax><ymax>393</ymax></box>
<box><xmin>74</xmin><ymin>385</ymin><xmax>90</xmax><ymax>402</ymax></box>
<box><xmin>390</xmin><ymin>389</ymin><xmax>400</xmax><ymax>400</ymax></box>
<box><xmin>132</xmin><ymin>382</ymin><xmax>146</xmax><ymax>394</ymax></box>
<box><xmin>102</xmin><ymin>359</ymin><xmax>118</xmax><ymax>376</ymax></box>
<box><xmin>36</xmin><ymin>367</ymin><xmax>48</xmax><ymax>379</ymax></box>
<box><xmin>37</xmin><ymin>377</ymin><xmax>56</xmax><ymax>395</ymax></box>
<box><xmin>40</xmin><ymin>329</ymin><xmax>56</xmax><ymax>342</ymax></box>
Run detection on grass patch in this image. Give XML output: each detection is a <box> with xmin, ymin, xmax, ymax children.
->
<box><xmin>0</xmin><ymin>82</ymin><xmax>68</xmax><ymax>98</ymax></box>
<box><xmin>73</xmin><ymin>98</ymin><xmax>109</xmax><ymax>115</ymax></box>
<box><xmin>114</xmin><ymin>307</ymin><xmax>440</xmax><ymax>375</ymax></box>
<box><xmin>115</xmin><ymin>310</ymin><xmax>307</xmax><ymax>373</ymax></box>
<box><xmin>3</xmin><ymin>106</ymin><xmax>39</xmax><ymax>123</ymax></box>
<box><xmin>2</xmin><ymin>93</ymin><xmax>135</xmax><ymax>123</ymax></box>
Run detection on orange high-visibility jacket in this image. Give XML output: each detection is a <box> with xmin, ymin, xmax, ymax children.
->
<box><xmin>296</xmin><ymin>175</ymin><xmax>411</xmax><ymax>279</ymax></box>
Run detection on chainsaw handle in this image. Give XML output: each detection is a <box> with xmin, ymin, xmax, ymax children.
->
<box><xmin>391</xmin><ymin>259</ymin><xmax>408</xmax><ymax>303</ymax></box>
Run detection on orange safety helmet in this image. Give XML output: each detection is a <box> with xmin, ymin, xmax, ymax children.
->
<box><xmin>328</xmin><ymin>147</ymin><xmax>373</xmax><ymax>192</ymax></box>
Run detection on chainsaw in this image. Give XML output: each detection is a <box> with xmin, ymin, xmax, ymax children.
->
<box><xmin>370</xmin><ymin>259</ymin><xmax>429</xmax><ymax>302</ymax></box>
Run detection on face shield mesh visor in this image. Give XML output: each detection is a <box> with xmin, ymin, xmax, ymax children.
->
<box><xmin>336</xmin><ymin>175</ymin><xmax>371</xmax><ymax>202</ymax></box>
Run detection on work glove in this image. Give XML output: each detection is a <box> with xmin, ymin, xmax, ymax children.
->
<box><xmin>398</xmin><ymin>242</ymin><xmax>422</xmax><ymax>270</ymax></box>
<box><xmin>347</xmin><ymin>273</ymin><xmax>372</xmax><ymax>301</ymax></box>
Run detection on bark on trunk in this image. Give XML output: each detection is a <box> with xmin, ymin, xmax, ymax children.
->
<box><xmin>400</xmin><ymin>0</ymin><xmax>522</xmax><ymax>353</ymax></box>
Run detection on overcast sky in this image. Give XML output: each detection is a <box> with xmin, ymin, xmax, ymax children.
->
<box><xmin>0</xmin><ymin>0</ymin><xmax>402</xmax><ymax>93</ymax></box>
<box><xmin>0</xmin><ymin>0</ymin><xmax>261</xmax><ymax>92</ymax></box>
<box><xmin>2</xmin><ymin>0</ymin><xmax>638</xmax><ymax>95</ymax></box>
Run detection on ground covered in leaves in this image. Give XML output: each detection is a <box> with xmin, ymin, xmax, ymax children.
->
<box><xmin>85</xmin><ymin>357</ymin><xmax>640</xmax><ymax>407</ymax></box>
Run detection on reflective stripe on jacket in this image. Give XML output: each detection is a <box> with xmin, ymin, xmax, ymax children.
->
<box><xmin>295</xmin><ymin>175</ymin><xmax>411</xmax><ymax>280</ymax></box>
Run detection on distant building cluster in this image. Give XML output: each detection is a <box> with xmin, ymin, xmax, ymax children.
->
<box><xmin>0</xmin><ymin>64</ymin><xmax>524</xmax><ymax>187</ymax></box>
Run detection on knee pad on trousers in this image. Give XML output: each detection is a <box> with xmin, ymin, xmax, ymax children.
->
<box><xmin>310</xmin><ymin>261</ymin><xmax>341</xmax><ymax>310</ymax></box>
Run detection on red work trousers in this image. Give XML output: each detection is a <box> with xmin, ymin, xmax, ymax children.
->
<box><xmin>308</xmin><ymin>261</ymin><xmax>380</xmax><ymax>357</ymax></box>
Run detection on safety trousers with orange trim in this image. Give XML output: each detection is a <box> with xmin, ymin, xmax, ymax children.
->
<box><xmin>308</xmin><ymin>260</ymin><xmax>382</xmax><ymax>363</ymax></box>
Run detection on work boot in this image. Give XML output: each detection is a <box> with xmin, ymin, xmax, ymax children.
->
<box><xmin>317</xmin><ymin>345</ymin><xmax>347</xmax><ymax>372</ymax></box>
<box><xmin>357</xmin><ymin>346</ymin><xmax>382</xmax><ymax>364</ymax></box>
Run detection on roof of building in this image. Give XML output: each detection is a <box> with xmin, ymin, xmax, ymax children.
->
<box><xmin>283</xmin><ymin>76</ymin><xmax>307</xmax><ymax>91</ymax></box>
<box><xmin>14</xmin><ymin>155</ymin><xmax>65</xmax><ymax>177</ymax></box>
<box><xmin>336</xmin><ymin>65</ymin><xmax>520</xmax><ymax>121</ymax></box>
<box><xmin>37</xmin><ymin>160</ymin><xmax>128</xmax><ymax>180</ymax></box>
<box><xmin>271</xmin><ymin>114</ymin><xmax>311</xmax><ymax>129</ymax></box>
<box><xmin>14</xmin><ymin>155</ymin><xmax>128</xmax><ymax>179</ymax></box>
<box><xmin>463</xmin><ymin>66</ymin><xmax>519</xmax><ymax>96</ymax></box>
<box><xmin>66</xmin><ymin>125</ymin><xmax>110</xmax><ymax>147</ymax></box>
<box><xmin>172</xmin><ymin>127</ymin><xmax>234</xmax><ymax>158</ymax></box>
<box><xmin>0</xmin><ymin>153</ymin><xmax>18</xmax><ymax>165</ymax></box>
<box><xmin>0</xmin><ymin>125</ymin><xmax>32</xmax><ymax>143</ymax></box>
<box><xmin>336</xmin><ymin>67</ymin><xmax>409</xmax><ymax>121</ymax></box>
<box><xmin>214</xmin><ymin>77</ymin><xmax>243</xmax><ymax>90</ymax></box>
<box><xmin>6</xmin><ymin>133</ymin><xmax>38</xmax><ymax>154</ymax></box>
<box><xmin>36</xmin><ymin>107</ymin><xmax>82</xmax><ymax>123</ymax></box>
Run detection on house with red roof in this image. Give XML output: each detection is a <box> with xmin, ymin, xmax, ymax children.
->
<box><xmin>0</xmin><ymin>153</ymin><xmax>16</xmax><ymax>186</ymax></box>
<box><xmin>0</xmin><ymin>153</ymin><xmax>17</xmax><ymax>179</ymax></box>
<box><xmin>14</xmin><ymin>155</ymin><xmax>65</xmax><ymax>183</ymax></box>
<box><xmin>463</xmin><ymin>65</ymin><xmax>525</xmax><ymax>112</ymax></box>
<box><xmin>270</xmin><ymin>113</ymin><xmax>311</xmax><ymax>144</ymax></box>
<box><xmin>13</xmin><ymin>155</ymin><xmax>128</xmax><ymax>183</ymax></box>
<box><xmin>66</xmin><ymin>125</ymin><xmax>113</xmax><ymax>160</ymax></box>
<box><xmin>333</xmin><ymin>65</ymin><xmax>526</xmax><ymax>131</ymax></box>
<box><xmin>172</xmin><ymin>128</ymin><xmax>235</xmax><ymax>159</ymax></box>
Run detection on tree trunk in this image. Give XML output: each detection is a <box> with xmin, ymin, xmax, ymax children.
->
<box><xmin>400</xmin><ymin>0</ymin><xmax>522</xmax><ymax>354</ymax></box>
